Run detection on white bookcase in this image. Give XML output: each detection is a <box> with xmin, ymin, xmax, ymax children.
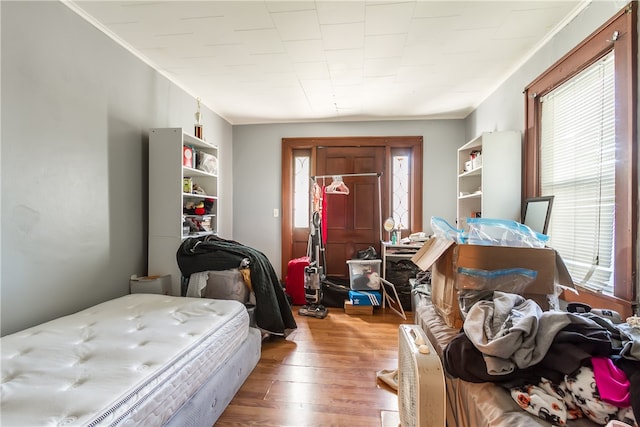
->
<box><xmin>456</xmin><ymin>131</ymin><xmax>521</xmax><ymax>230</ymax></box>
<box><xmin>149</xmin><ymin>128</ymin><xmax>218</xmax><ymax>295</ymax></box>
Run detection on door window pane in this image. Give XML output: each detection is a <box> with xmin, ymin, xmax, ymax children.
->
<box><xmin>294</xmin><ymin>155</ymin><xmax>310</xmax><ymax>228</ymax></box>
<box><xmin>392</xmin><ymin>153</ymin><xmax>409</xmax><ymax>229</ymax></box>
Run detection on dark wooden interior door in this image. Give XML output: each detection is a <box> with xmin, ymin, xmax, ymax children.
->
<box><xmin>317</xmin><ymin>146</ymin><xmax>385</xmax><ymax>279</ymax></box>
<box><xmin>281</xmin><ymin>136</ymin><xmax>422</xmax><ymax>281</ymax></box>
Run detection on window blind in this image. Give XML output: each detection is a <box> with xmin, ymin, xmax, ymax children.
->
<box><xmin>540</xmin><ymin>51</ymin><xmax>615</xmax><ymax>294</ymax></box>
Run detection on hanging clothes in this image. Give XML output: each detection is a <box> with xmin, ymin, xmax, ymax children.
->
<box><xmin>311</xmin><ymin>181</ymin><xmax>322</xmax><ymax>214</ymax></box>
<box><xmin>321</xmin><ymin>184</ymin><xmax>328</xmax><ymax>245</ymax></box>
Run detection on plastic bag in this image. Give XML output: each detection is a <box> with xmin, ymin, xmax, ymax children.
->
<box><xmin>431</xmin><ymin>216</ymin><xmax>465</xmax><ymax>243</ymax></box>
<box><xmin>466</xmin><ymin>217</ymin><xmax>549</xmax><ymax>248</ymax></box>
<box><xmin>456</xmin><ymin>267</ymin><xmax>537</xmax><ymax>291</ymax></box>
<box><xmin>456</xmin><ymin>267</ymin><xmax>537</xmax><ymax>318</ymax></box>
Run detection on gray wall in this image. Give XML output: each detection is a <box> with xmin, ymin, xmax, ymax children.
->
<box><xmin>467</xmin><ymin>1</ymin><xmax>632</xmax><ymax>139</ymax></box>
<box><xmin>232</xmin><ymin>120</ymin><xmax>465</xmax><ymax>278</ymax></box>
<box><xmin>1</xmin><ymin>1</ymin><xmax>233</xmax><ymax>336</ymax></box>
<box><xmin>467</xmin><ymin>0</ymin><xmax>639</xmax><ymax>305</ymax></box>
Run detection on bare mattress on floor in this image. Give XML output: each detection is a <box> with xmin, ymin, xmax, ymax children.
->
<box><xmin>1</xmin><ymin>294</ymin><xmax>257</xmax><ymax>426</ymax></box>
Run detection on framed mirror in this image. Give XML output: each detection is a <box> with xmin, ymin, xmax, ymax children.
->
<box><xmin>522</xmin><ymin>196</ymin><xmax>554</xmax><ymax>235</ymax></box>
<box><xmin>383</xmin><ymin>217</ymin><xmax>395</xmax><ymax>242</ymax></box>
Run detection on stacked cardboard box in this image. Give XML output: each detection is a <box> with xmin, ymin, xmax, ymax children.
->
<box><xmin>411</xmin><ymin>237</ymin><xmax>573</xmax><ymax>329</ymax></box>
<box><xmin>344</xmin><ymin>290</ymin><xmax>382</xmax><ymax>315</ymax></box>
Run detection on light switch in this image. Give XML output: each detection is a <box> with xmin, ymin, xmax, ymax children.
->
<box><xmin>273</xmin><ymin>208</ymin><xmax>279</xmax><ymax>218</ymax></box>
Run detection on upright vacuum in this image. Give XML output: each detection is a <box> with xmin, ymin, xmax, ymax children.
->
<box><xmin>298</xmin><ymin>211</ymin><xmax>329</xmax><ymax>319</ymax></box>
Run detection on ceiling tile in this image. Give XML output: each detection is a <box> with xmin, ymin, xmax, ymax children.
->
<box><xmin>316</xmin><ymin>1</ymin><xmax>365</xmax><ymax>24</ymax></box>
<box><xmin>271</xmin><ymin>9</ymin><xmax>322</xmax><ymax>41</ymax></box>
<box><xmin>67</xmin><ymin>0</ymin><xmax>586</xmax><ymax>124</ymax></box>
<box><xmin>321</xmin><ymin>22</ymin><xmax>365</xmax><ymax>50</ymax></box>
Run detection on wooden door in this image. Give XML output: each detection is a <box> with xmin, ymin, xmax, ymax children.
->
<box><xmin>281</xmin><ymin>136</ymin><xmax>423</xmax><ymax>281</ymax></box>
<box><xmin>317</xmin><ymin>146</ymin><xmax>385</xmax><ymax>279</ymax></box>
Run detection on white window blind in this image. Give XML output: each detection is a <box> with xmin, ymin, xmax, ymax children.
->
<box><xmin>540</xmin><ymin>51</ymin><xmax>615</xmax><ymax>294</ymax></box>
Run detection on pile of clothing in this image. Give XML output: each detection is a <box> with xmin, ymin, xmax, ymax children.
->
<box><xmin>444</xmin><ymin>291</ymin><xmax>639</xmax><ymax>426</ymax></box>
<box><xmin>177</xmin><ymin>235</ymin><xmax>297</xmax><ymax>337</ymax></box>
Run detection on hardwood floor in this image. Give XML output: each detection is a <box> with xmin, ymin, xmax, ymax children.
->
<box><xmin>215</xmin><ymin>307</ymin><xmax>412</xmax><ymax>427</ymax></box>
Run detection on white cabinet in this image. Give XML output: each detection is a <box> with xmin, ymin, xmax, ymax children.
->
<box><xmin>381</xmin><ymin>242</ymin><xmax>424</xmax><ymax>279</ymax></box>
<box><xmin>456</xmin><ymin>131</ymin><xmax>521</xmax><ymax>230</ymax></box>
<box><xmin>149</xmin><ymin>128</ymin><xmax>218</xmax><ymax>295</ymax></box>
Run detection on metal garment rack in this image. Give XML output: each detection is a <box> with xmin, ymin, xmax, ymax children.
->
<box><xmin>310</xmin><ymin>172</ymin><xmax>405</xmax><ymax>319</ymax></box>
<box><xmin>311</xmin><ymin>172</ymin><xmax>383</xmax><ymax>242</ymax></box>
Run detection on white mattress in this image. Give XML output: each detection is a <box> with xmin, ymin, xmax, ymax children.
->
<box><xmin>1</xmin><ymin>294</ymin><xmax>250</xmax><ymax>426</ymax></box>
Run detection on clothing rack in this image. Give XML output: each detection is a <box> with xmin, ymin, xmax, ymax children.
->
<box><xmin>311</xmin><ymin>171</ymin><xmax>404</xmax><ymax>319</ymax></box>
<box><xmin>311</xmin><ymin>172</ymin><xmax>383</xmax><ymax>242</ymax></box>
<box><xmin>310</xmin><ymin>172</ymin><xmax>383</xmax><ymax>179</ymax></box>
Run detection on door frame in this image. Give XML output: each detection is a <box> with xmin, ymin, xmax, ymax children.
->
<box><xmin>281</xmin><ymin>136</ymin><xmax>423</xmax><ymax>279</ymax></box>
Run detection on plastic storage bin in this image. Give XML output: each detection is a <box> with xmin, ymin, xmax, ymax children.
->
<box><xmin>346</xmin><ymin>259</ymin><xmax>382</xmax><ymax>290</ymax></box>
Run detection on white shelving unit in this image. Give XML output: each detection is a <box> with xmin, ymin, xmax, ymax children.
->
<box><xmin>456</xmin><ymin>131</ymin><xmax>521</xmax><ymax>230</ymax></box>
<box><xmin>149</xmin><ymin>128</ymin><xmax>218</xmax><ymax>296</ymax></box>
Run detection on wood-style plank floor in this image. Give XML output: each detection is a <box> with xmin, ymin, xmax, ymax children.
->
<box><xmin>215</xmin><ymin>306</ymin><xmax>413</xmax><ymax>427</ymax></box>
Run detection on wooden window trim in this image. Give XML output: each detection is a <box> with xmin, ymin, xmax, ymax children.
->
<box><xmin>524</xmin><ymin>2</ymin><xmax>637</xmax><ymax>316</ymax></box>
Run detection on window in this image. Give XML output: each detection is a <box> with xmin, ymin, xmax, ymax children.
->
<box><xmin>391</xmin><ymin>149</ymin><xmax>410</xmax><ymax>230</ymax></box>
<box><xmin>524</xmin><ymin>2</ymin><xmax>637</xmax><ymax>313</ymax></box>
<box><xmin>539</xmin><ymin>52</ymin><xmax>615</xmax><ymax>294</ymax></box>
<box><xmin>293</xmin><ymin>152</ymin><xmax>310</xmax><ymax>228</ymax></box>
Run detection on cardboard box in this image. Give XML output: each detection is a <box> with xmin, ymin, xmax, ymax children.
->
<box><xmin>130</xmin><ymin>275</ymin><xmax>171</xmax><ymax>295</ymax></box>
<box><xmin>411</xmin><ymin>237</ymin><xmax>573</xmax><ymax>329</ymax></box>
<box><xmin>348</xmin><ymin>290</ymin><xmax>382</xmax><ymax>306</ymax></box>
<box><xmin>344</xmin><ymin>300</ymin><xmax>374</xmax><ymax>315</ymax></box>
<box><xmin>346</xmin><ymin>259</ymin><xmax>382</xmax><ymax>290</ymax></box>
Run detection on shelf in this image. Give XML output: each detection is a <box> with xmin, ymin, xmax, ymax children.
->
<box><xmin>458</xmin><ymin>167</ymin><xmax>482</xmax><ymax>178</ymax></box>
<box><xmin>181</xmin><ymin>231</ymin><xmax>217</xmax><ymax>240</ymax></box>
<box><xmin>183</xmin><ymin>133</ymin><xmax>218</xmax><ymax>150</ymax></box>
<box><xmin>385</xmin><ymin>253</ymin><xmax>416</xmax><ymax>259</ymax></box>
<box><xmin>149</xmin><ymin>127</ymin><xmax>220</xmax><ymax>297</ymax></box>
<box><xmin>456</xmin><ymin>131</ymin><xmax>521</xmax><ymax>231</ymax></box>
<box><xmin>458</xmin><ymin>192</ymin><xmax>482</xmax><ymax>200</ymax></box>
<box><xmin>183</xmin><ymin>214</ymin><xmax>216</xmax><ymax>219</ymax></box>
<box><xmin>381</xmin><ymin>241</ymin><xmax>423</xmax><ymax>279</ymax></box>
<box><xmin>182</xmin><ymin>192</ymin><xmax>218</xmax><ymax>199</ymax></box>
<box><xmin>183</xmin><ymin>166</ymin><xmax>217</xmax><ymax>178</ymax></box>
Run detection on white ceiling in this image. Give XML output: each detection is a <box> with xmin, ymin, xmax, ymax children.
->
<box><xmin>67</xmin><ymin>0</ymin><xmax>588</xmax><ymax>125</ymax></box>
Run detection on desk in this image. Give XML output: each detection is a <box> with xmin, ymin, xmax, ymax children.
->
<box><xmin>381</xmin><ymin>241</ymin><xmax>424</xmax><ymax>279</ymax></box>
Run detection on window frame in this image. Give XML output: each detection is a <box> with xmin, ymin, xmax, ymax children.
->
<box><xmin>523</xmin><ymin>2</ymin><xmax>637</xmax><ymax>315</ymax></box>
<box><xmin>292</xmin><ymin>149</ymin><xmax>312</xmax><ymax>229</ymax></box>
<box><xmin>390</xmin><ymin>147</ymin><xmax>412</xmax><ymax>231</ymax></box>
